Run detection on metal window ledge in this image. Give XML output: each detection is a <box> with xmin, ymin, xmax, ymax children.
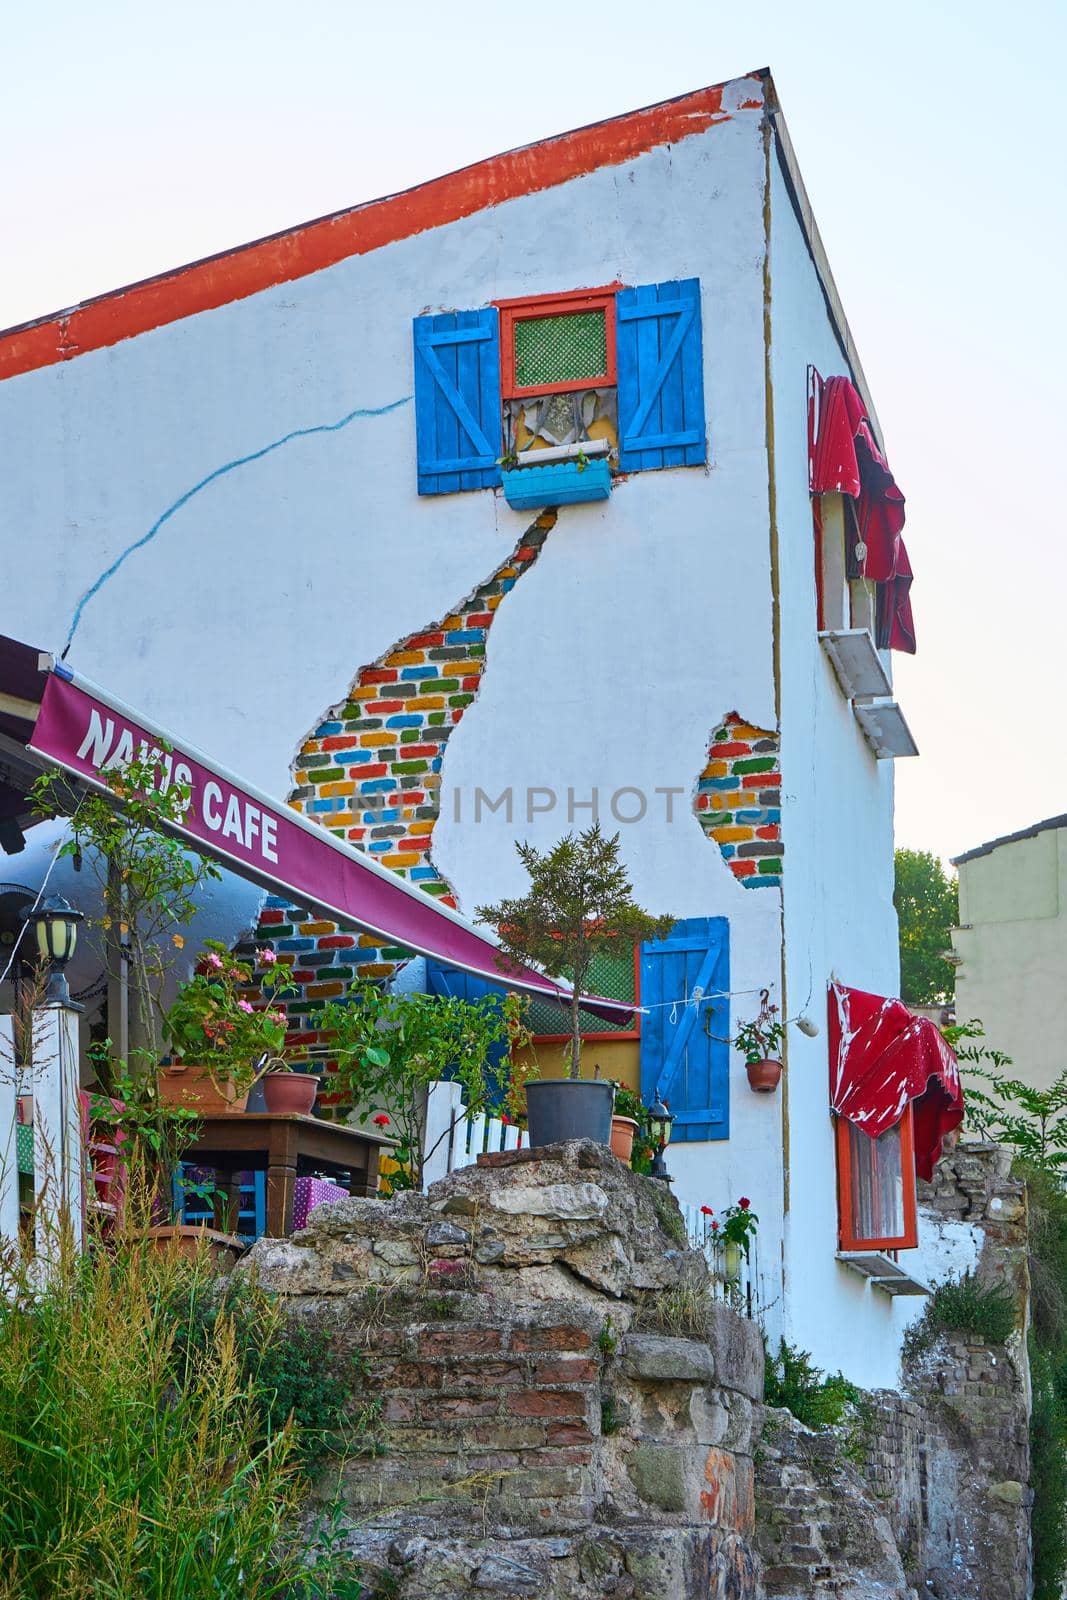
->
<box><xmin>818</xmin><ymin>628</ymin><xmax>892</xmax><ymax>700</ymax></box>
<box><xmin>853</xmin><ymin>698</ymin><xmax>919</xmax><ymax>759</ymax></box>
<box><xmin>837</xmin><ymin>1249</ymin><xmax>930</xmax><ymax>1296</ymax></box>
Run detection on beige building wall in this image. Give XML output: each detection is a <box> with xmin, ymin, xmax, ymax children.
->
<box><xmin>953</xmin><ymin>818</ymin><xmax>1067</xmax><ymax>1091</ymax></box>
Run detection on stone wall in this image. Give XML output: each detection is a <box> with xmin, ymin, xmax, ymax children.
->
<box><xmin>243</xmin><ymin>1141</ymin><xmax>764</xmax><ymax>1600</ymax></box>
<box><xmin>754</xmin><ymin>1141</ymin><xmax>1032</xmax><ymax>1600</ymax></box>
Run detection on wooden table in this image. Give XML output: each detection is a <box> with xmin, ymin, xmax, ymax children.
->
<box><xmin>182</xmin><ymin>1113</ymin><xmax>396</xmax><ymax>1238</ymax></box>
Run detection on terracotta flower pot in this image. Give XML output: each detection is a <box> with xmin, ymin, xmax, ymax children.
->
<box><xmin>745</xmin><ymin>1057</ymin><xmax>783</xmax><ymax>1093</ymax></box>
<box><xmin>157</xmin><ymin>1062</ymin><xmax>248</xmax><ymax>1114</ymax></box>
<box><xmin>262</xmin><ymin>1071</ymin><xmax>318</xmax><ymax>1116</ymax></box>
<box><xmin>610</xmin><ymin>1115</ymin><xmax>638</xmax><ymax>1163</ymax></box>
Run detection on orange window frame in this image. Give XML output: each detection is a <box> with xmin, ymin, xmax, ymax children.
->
<box><xmin>835</xmin><ymin>1104</ymin><xmax>918</xmax><ymax>1252</ymax></box>
<box><xmin>496</xmin><ymin>285</ymin><xmax>620</xmax><ymax>400</ymax></box>
<box><xmin>532</xmin><ymin>945</ymin><xmax>641</xmax><ymax>1044</ymax></box>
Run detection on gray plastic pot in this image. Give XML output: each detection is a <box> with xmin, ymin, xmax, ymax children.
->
<box><xmin>525</xmin><ymin>1078</ymin><xmax>614</xmax><ymax>1148</ymax></box>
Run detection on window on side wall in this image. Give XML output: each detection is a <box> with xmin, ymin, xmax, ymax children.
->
<box><xmin>497</xmin><ymin>287</ymin><xmax>620</xmax><ymax>464</ymax></box>
<box><xmin>528</xmin><ymin>945</ymin><xmax>640</xmax><ymax>1045</ymax></box>
<box><xmin>835</xmin><ymin>1105</ymin><xmax>918</xmax><ymax>1252</ymax></box>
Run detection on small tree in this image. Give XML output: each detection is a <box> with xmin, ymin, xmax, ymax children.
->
<box><xmin>476</xmin><ymin>824</ymin><xmax>672</xmax><ymax>1079</ymax></box>
<box><xmin>894</xmin><ymin>847</ymin><xmax>959</xmax><ymax>1006</ymax></box>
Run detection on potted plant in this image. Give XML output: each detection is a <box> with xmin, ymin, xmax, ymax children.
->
<box><xmin>733</xmin><ymin>995</ymin><xmax>785</xmax><ymax>1092</ymax></box>
<box><xmin>162</xmin><ymin>942</ymin><xmax>306</xmax><ymax>1112</ymax></box>
<box><xmin>607</xmin><ymin>1082</ymin><xmax>651</xmax><ymax>1165</ymax></box>
<box><xmin>477</xmin><ymin>824</ymin><xmax>671</xmax><ymax>1147</ymax></box>
<box><xmin>701</xmin><ymin>1197</ymin><xmax>758</xmax><ymax>1286</ymax></box>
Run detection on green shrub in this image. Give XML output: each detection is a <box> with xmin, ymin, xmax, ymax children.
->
<box><xmin>1030</xmin><ymin>1334</ymin><xmax>1067</xmax><ymax>1600</ymax></box>
<box><xmin>763</xmin><ymin>1338</ymin><xmax>860</xmax><ymax>1431</ymax></box>
<box><xmin>0</xmin><ymin>1235</ymin><xmax>366</xmax><ymax>1598</ymax></box>
<box><xmin>902</xmin><ymin>1271</ymin><xmax>1017</xmax><ymax>1364</ymax></box>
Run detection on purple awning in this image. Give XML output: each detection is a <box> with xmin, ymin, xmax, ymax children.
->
<box><xmin>0</xmin><ymin>635</ymin><xmax>632</xmax><ymax>1023</ymax></box>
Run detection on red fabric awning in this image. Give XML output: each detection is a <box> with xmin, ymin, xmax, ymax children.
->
<box><xmin>809</xmin><ymin>374</ymin><xmax>916</xmax><ymax>654</ymax></box>
<box><xmin>828</xmin><ymin>982</ymin><xmax>962</xmax><ymax>1181</ymax></box>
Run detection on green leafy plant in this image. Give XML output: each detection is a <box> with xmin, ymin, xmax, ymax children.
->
<box><xmin>901</xmin><ymin>1270</ymin><xmax>1018</xmax><ymax>1363</ymax></box>
<box><xmin>87</xmin><ymin>1038</ymin><xmax>202</xmax><ymax>1203</ymax></box>
<box><xmin>476</xmin><ymin>823</ymin><xmax>671</xmax><ymax>1078</ymax></box>
<box><xmin>320</xmin><ymin>983</ymin><xmax>523</xmax><ymax>1191</ymax></box>
<box><xmin>733</xmin><ymin>1006</ymin><xmax>784</xmax><ymax>1064</ymax></box>
<box><xmin>31</xmin><ymin>755</ymin><xmax>222</xmax><ymax>1061</ymax></box>
<box><xmin>763</xmin><ymin>1338</ymin><xmax>861</xmax><ymax>1431</ymax></box>
<box><xmin>948</xmin><ymin>1021</ymin><xmax>1067</xmax><ymax>1172</ymax></box>
<box><xmin>894</xmin><ymin>847</ymin><xmax>959</xmax><ymax>1006</ymax></box>
<box><xmin>720</xmin><ymin>1196</ymin><xmax>758</xmax><ymax>1255</ymax></box>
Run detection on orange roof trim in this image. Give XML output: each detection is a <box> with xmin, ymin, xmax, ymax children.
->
<box><xmin>0</xmin><ymin>77</ymin><xmax>765</xmax><ymax>382</ymax></box>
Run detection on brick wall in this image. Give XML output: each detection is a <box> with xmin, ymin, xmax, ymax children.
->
<box><xmin>695</xmin><ymin>713</ymin><xmax>782</xmax><ymax>889</ymax></box>
<box><xmin>241</xmin><ymin>511</ymin><xmax>557</xmax><ymax>1057</ymax></box>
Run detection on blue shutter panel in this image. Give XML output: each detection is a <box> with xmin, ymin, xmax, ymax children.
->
<box><xmin>640</xmin><ymin>917</ymin><xmax>729</xmax><ymax>1142</ymax></box>
<box><xmin>616</xmin><ymin>279</ymin><xmax>706</xmax><ymax>472</ymax></box>
<box><xmin>413</xmin><ymin>308</ymin><xmax>502</xmax><ymax>494</ymax></box>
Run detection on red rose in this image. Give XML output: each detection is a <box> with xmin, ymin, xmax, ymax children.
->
<box><xmin>739</xmin><ymin>1197</ymin><xmax>750</xmax><ymax>1209</ymax></box>
<box><xmin>700</xmin><ymin>1205</ymin><xmax>714</xmax><ymax>1216</ymax></box>
<box><xmin>711</xmin><ymin>1220</ymin><xmax>720</xmax><ymax>1231</ymax></box>
<box><xmin>373</xmin><ymin>1113</ymin><xmax>390</xmax><ymax>1127</ymax></box>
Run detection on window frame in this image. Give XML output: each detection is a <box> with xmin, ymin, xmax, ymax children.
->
<box><xmin>835</xmin><ymin>1104</ymin><xmax>919</xmax><ymax>1252</ymax></box>
<box><xmin>496</xmin><ymin>285</ymin><xmax>620</xmax><ymax>400</ymax></box>
<box><xmin>531</xmin><ymin>945</ymin><xmax>641</xmax><ymax>1045</ymax></box>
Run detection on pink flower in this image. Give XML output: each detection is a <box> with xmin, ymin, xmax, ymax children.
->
<box><xmin>739</xmin><ymin>1197</ymin><xmax>750</xmax><ymax>1210</ymax></box>
<box><xmin>207</xmin><ymin>953</ymin><xmax>224</xmax><ymax>970</ymax></box>
<box><xmin>237</xmin><ymin>1000</ymin><xmax>254</xmax><ymax>1014</ymax></box>
<box><xmin>271</xmin><ymin>1010</ymin><xmax>287</xmax><ymax>1025</ymax></box>
<box><xmin>258</xmin><ymin>947</ymin><xmax>278</xmax><ymax>965</ymax></box>
<box><xmin>700</xmin><ymin>1205</ymin><xmax>714</xmax><ymax>1217</ymax></box>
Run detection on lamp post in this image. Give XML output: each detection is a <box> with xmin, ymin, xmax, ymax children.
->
<box><xmin>647</xmin><ymin>1096</ymin><xmax>674</xmax><ymax>1182</ymax></box>
<box><xmin>22</xmin><ymin>895</ymin><xmax>84</xmax><ymax>1006</ymax></box>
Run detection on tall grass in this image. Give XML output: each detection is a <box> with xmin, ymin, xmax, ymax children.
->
<box><xmin>0</xmin><ymin>1223</ymin><xmax>363</xmax><ymax>1599</ymax></box>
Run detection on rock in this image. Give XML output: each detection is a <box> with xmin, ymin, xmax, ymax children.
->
<box><xmin>472</xmin><ymin>1552</ymin><xmax>544</xmax><ymax>1591</ymax></box>
<box><xmin>622</xmin><ymin>1334</ymin><xmax>715</xmax><ymax>1383</ymax></box>
<box><xmin>487</xmin><ymin>1181</ymin><xmax>610</xmax><ymax>1221</ymax></box>
<box><xmin>426</xmin><ymin>1220</ymin><xmax>471</xmax><ymax>1248</ymax></box>
<box><xmin>703</xmin><ymin>1299</ymin><xmax>763</xmax><ymax>1400</ymax></box>
<box><xmin>627</xmin><ymin>1443</ymin><xmax>689</xmax><ymax>1513</ymax></box>
<box><xmin>989</xmin><ymin>1479</ymin><xmax>1028</xmax><ymax>1506</ymax></box>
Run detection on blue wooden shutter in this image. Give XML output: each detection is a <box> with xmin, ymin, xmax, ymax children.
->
<box><xmin>639</xmin><ymin>917</ymin><xmax>729</xmax><ymax>1142</ymax></box>
<box><xmin>413</xmin><ymin>308</ymin><xmax>502</xmax><ymax>494</ymax></box>
<box><xmin>616</xmin><ymin>279</ymin><xmax>706</xmax><ymax>472</ymax></box>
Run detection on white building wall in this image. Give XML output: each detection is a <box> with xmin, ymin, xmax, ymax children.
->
<box><xmin>768</xmin><ymin>146</ymin><xmax>929</xmax><ymax>1389</ymax></box>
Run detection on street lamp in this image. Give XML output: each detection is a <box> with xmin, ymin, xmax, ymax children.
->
<box><xmin>647</xmin><ymin>1095</ymin><xmax>674</xmax><ymax>1182</ymax></box>
<box><xmin>23</xmin><ymin>895</ymin><xmax>84</xmax><ymax>1005</ymax></box>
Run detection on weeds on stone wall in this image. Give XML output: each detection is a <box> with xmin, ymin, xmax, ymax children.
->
<box><xmin>901</xmin><ymin>1271</ymin><xmax>1017</xmax><ymax>1364</ymax></box>
<box><xmin>1023</xmin><ymin>1166</ymin><xmax>1067</xmax><ymax>1600</ymax></box>
<box><xmin>763</xmin><ymin>1340</ymin><xmax>860</xmax><ymax>1432</ymax></box>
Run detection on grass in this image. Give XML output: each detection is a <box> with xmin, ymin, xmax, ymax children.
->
<box><xmin>763</xmin><ymin>1338</ymin><xmax>861</xmax><ymax>1433</ymax></box>
<box><xmin>632</xmin><ymin>1267</ymin><xmax>715</xmax><ymax>1339</ymax></box>
<box><xmin>0</xmin><ymin>1220</ymin><xmax>368</xmax><ymax>1599</ymax></box>
<box><xmin>901</xmin><ymin>1270</ymin><xmax>1017</xmax><ymax>1364</ymax></box>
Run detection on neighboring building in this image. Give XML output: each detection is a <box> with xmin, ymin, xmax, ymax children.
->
<box><xmin>0</xmin><ymin>69</ymin><xmax>958</xmax><ymax>1387</ymax></box>
<box><xmin>953</xmin><ymin>815</ymin><xmax>1067</xmax><ymax>1091</ymax></box>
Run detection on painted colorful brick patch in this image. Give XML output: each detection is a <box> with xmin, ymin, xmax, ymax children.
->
<box><xmin>244</xmin><ymin>511</ymin><xmax>558</xmax><ymax>1051</ymax></box>
<box><xmin>695</xmin><ymin>713</ymin><xmax>782</xmax><ymax>889</ymax></box>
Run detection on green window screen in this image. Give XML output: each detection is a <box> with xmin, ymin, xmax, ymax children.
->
<box><xmin>526</xmin><ymin>947</ymin><xmax>636</xmax><ymax>1037</ymax></box>
<box><xmin>514</xmin><ymin>310</ymin><xmax>607</xmax><ymax>388</ymax></box>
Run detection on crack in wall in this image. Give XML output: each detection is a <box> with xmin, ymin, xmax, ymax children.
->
<box><xmin>62</xmin><ymin>393</ymin><xmax>413</xmax><ymax>655</ymax></box>
<box><xmin>249</xmin><ymin>509</ymin><xmax>558</xmax><ymax>1051</ymax></box>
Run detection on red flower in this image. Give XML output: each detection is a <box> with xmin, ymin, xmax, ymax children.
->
<box><xmin>711</xmin><ymin>1220</ymin><xmax>720</xmax><ymax>1231</ymax></box>
<box><xmin>739</xmin><ymin>1197</ymin><xmax>750</xmax><ymax>1209</ymax></box>
<box><xmin>373</xmin><ymin>1113</ymin><xmax>390</xmax><ymax>1127</ymax></box>
<box><xmin>501</xmin><ymin>1113</ymin><xmax>511</xmax><ymax>1125</ymax></box>
<box><xmin>700</xmin><ymin>1205</ymin><xmax>714</xmax><ymax>1216</ymax></box>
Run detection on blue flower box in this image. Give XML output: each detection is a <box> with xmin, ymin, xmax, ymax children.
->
<box><xmin>501</xmin><ymin>458</ymin><xmax>612</xmax><ymax>511</ymax></box>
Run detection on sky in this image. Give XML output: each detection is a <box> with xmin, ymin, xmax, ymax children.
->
<box><xmin>2</xmin><ymin>0</ymin><xmax>1064</xmax><ymax>866</ymax></box>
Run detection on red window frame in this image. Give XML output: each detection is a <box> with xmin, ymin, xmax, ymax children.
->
<box><xmin>835</xmin><ymin>1104</ymin><xmax>918</xmax><ymax>1252</ymax></box>
<box><xmin>496</xmin><ymin>285</ymin><xmax>620</xmax><ymax>400</ymax></box>
<box><xmin>532</xmin><ymin>945</ymin><xmax>641</xmax><ymax>1045</ymax></box>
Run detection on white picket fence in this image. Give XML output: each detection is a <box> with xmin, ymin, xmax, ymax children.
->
<box><xmin>422</xmin><ymin>1079</ymin><xmax>525</xmax><ymax>1188</ymax></box>
<box><xmin>679</xmin><ymin>1198</ymin><xmax>760</xmax><ymax>1319</ymax></box>
<box><xmin>0</xmin><ymin>1003</ymin><xmax>85</xmax><ymax>1273</ymax></box>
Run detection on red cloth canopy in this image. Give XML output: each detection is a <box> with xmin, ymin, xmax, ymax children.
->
<box><xmin>809</xmin><ymin>374</ymin><xmax>916</xmax><ymax>654</ymax></box>
<box><xmin>828</xmin><ymin>983</ymin><xmax>962</xmax><ymax>1181</ymax></box>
